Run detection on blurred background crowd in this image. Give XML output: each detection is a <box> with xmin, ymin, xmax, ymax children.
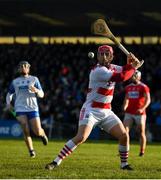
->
<box><xmin>0</xmin><ymin>42</ymin><xmax>161</xmax><ymax>140</ymax></box>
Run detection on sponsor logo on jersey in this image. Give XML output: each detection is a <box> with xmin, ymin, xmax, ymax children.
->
<box><xmin>19</xmin><ymin>85</ymin><xmax>29</xmax><ymax>90</ymax></box>
<box><xmin>128</xmin><ymin>91</ymin><xmax>139</xmax><ymax>98</ymax></box>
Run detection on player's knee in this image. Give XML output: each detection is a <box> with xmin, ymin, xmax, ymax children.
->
<box><xmin>23</xmin><ymin>128</ymin><xmax>30</xmax><ymax>137</ymax></box>
<box><xmin>34</xmin><ymin>128</ymin><xmax>43</xmax><ymax>136</ymax></box>
<box><xmin>125</xmin><ymin>127</ymin><xmax>130</xmax><ymax>133</ymax></box>
<box><xmin>21</xmin><ymin>124</ymin><xmax>30</xmax><ymax>136</ymax></box>
<box><xmin>140</xmin><ymin>131</ymin><xmax>146</xmax><ymax>138</ymax></box>
<box><xmin>119</xmin><ymin>132</ymin><xmax>128</xmax><ymax>143</ymax></box>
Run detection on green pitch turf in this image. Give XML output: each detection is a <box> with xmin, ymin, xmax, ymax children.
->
<box><xmin>0</xmin><ymin>139</ymin><xmax>161</xmax><ymax>179</ymax></box>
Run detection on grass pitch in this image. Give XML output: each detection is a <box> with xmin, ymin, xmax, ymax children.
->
<box><xmin>0</xmin><ymin>139</ymin><xmax>161</xmax><ymax>179</ymax></box>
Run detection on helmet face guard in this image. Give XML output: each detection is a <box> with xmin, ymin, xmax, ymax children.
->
<box><xmin>97</xmin><ymin>45</ymin><xmax>114</xmax><ymax>66</ymax></box>
<box><xmin>18</xmin><ymin>61</ymin><xmax>31</xmax><ymax>74</ymax></box>
<box><xmin>18</xmin><ymin>61</ymin><xmax>31</xmax><ymax>68</ymax></box>
<box><xmin>131</xmin><ymin>70</ymin><xmax>141</xmax><ymax>82</ymax></box>
<box><xmin>133</xmin><ymin>70</ymin><xmax>141</xmax><ymax>78</ymax></box>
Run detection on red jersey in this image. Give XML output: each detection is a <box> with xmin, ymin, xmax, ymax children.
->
<box><xmin>125</xmin><ymin>82</ymin><xmax>150</xmax><ymax>115</ymax></box>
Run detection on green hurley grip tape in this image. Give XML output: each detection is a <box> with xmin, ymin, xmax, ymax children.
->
<box><xmin>10</xmin><ymin>110</ymin><xmax>16</xmax><ymax>117</ymax></box>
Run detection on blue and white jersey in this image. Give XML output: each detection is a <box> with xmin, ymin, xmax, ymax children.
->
<box><xmin>7</xmin><ymin>75</ymin><xmax>44</xmax><ymax>112</ymax></box>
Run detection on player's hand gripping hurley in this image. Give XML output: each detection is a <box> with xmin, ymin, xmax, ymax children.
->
<box><xmin>92</xmin><ymin>19</ymin><xmax>144</xmax><ymax>69</ymax></box>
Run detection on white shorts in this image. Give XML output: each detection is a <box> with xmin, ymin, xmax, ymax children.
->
<box><xmin>79</xmin><ymin>107</ymin><xmax>122</xmax><ymax>133</ymax></box>
<box><xmin>123</xmin><ymin>113</ymin><xmax>146</xmax><ymax>126</ymax></box>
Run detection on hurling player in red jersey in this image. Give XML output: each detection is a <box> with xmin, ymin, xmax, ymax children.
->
<box><xmin>123</xmin><ymin>70</ymin><xmax>151</xmax><ymax>156</ymax></box>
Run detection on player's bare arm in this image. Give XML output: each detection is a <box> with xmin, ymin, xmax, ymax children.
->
<box><xmin>137</xmin><ymin>92</ymin><xmax>151</xmax><ymax>114</ymax></box>
<box><xmin>122</xmin><ymin>94</ymin><xmax>129</xmax><ymax>112</ymax></box>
